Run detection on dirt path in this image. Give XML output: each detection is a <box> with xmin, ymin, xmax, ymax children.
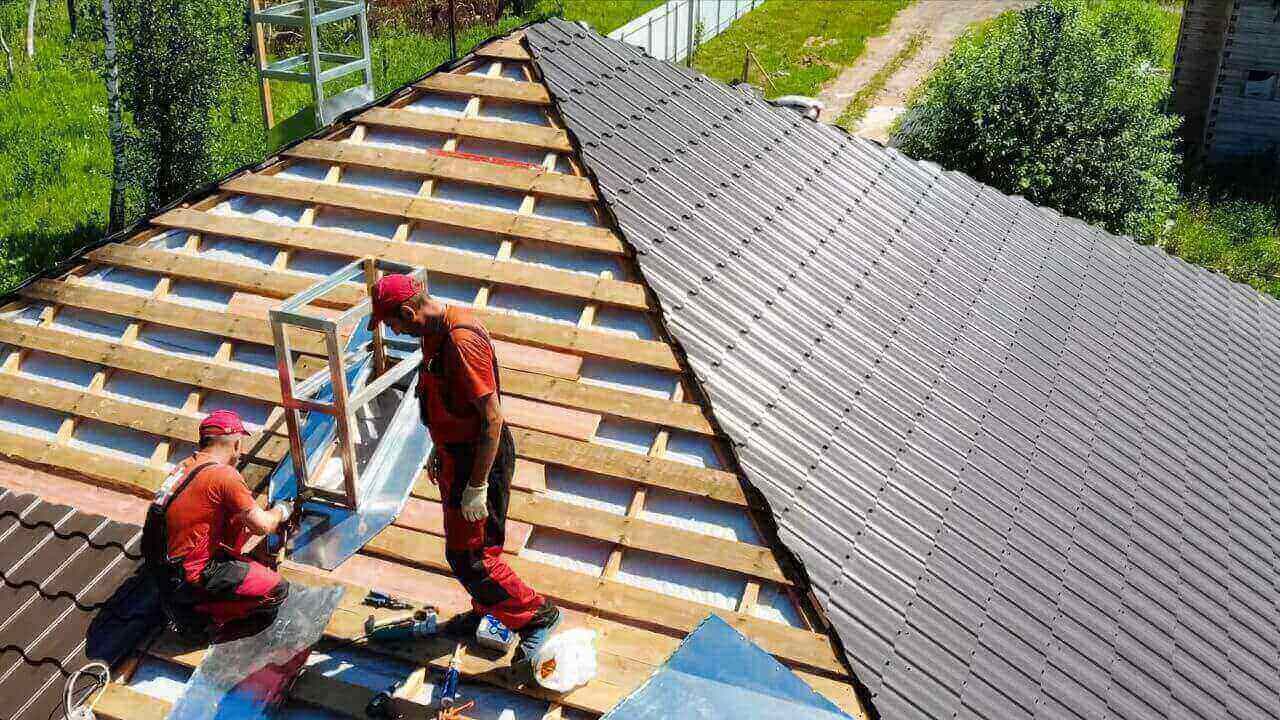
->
<box><xmin>817</xmin><ymin>0</ymin><xmax>1031</xmax><ymax>141</ymax></box>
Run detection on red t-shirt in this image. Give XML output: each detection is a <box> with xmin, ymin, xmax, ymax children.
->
<box><xmin>418</xmin><ymin>307</ymin><xmax>499</xmax><ymax>445</ymax></box>
<box><xmin>164</xmin><ymin>453</ymin><xmax>256</xmax><ymax>584</ymax></box>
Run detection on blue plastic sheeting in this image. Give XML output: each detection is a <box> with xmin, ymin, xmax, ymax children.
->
<box><xmin>602</xmin><ymin>615</ymin><xmax>853</xmax><ymax>720</ymax></box>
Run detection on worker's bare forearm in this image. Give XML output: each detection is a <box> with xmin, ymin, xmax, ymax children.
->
<box><xmin>469</xmin><ymin>394</ymin><xmax>503</xmax><ymax>487</ymax></box>
<box><xmin>242</xmin><ymin>505</ymin><xmax>286</xmax><ymax>535</ymax></box>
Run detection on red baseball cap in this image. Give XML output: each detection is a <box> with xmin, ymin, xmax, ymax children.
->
<box><xmin>367</xmin><ymin>273</ymin><xmax>423</xmax><ymax>330</ymax></box>
<box><xmin>199</xmin><ymin>409</ymin><xmax>250</xmax><ymax>439</ymax></box>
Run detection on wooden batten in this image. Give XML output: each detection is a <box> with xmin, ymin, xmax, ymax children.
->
<box><xmin>412</xmin><ymin>478</ymin><xmax>789</xmax><ymax>584</ymax></box>
<box><xmin>511</xmin><ymin>427</ymin><xmax>748</xmax><ymax>506</ymax></box>
<box><xmin>283</xmin><ymin>139</ymin><xmax>597</xmax><ymax>201</ymax></box>
<box><xmin>416</xmin><ymin>72</ymin><xmax>552</xmax><ymax>105</ymax></box>
<box><xmin>357</xmin><ymin>106</ymin><xmax>573</xmax><ymax>152</ymax></box>
<box><xmin>222</xmin><ymin>173</ymin><xmax>624</xmax><ymax>255</ymax></box>
<box><xmin>152</xmin><ymin>208</ymin><xmax>649</xmax><ymax>311</ymax></box>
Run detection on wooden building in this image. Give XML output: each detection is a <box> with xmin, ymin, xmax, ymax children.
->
<box><xmin>1171</xmin><ymin>0</ymin><xmax>1280</xmax><ymax>163</ymax></box>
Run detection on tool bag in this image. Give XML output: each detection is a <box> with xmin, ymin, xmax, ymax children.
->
<box><xmin>141</xmin><ymin>461</ymin><xmax>218</xmax><ymax>589</ymax></box>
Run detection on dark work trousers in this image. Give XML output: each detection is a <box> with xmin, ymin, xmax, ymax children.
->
<box><xmin>440</xmin><ymin>424</ymin><xmax>545</xmax><ymax>630</ymax></box>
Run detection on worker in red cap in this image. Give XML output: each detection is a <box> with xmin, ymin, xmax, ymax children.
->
<box><xmin>142</xmin><ymin>409</ymin><xmax>294</xmax><ymax>636</ymax></box>
<box><xmin>368</xmin><ymin>273</ymin><xmax>560</xmax><ymax>677</ymax></box>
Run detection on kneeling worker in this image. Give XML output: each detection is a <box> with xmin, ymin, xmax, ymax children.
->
<box><xmin>144</xmin><ymin>409</ymin><xmax>294</xmax><ymax>634</ymax></box>
<box><xmin>369</xmin><ymin>273</ymin><xmax>560</xmax><ymax>675</ymax></box>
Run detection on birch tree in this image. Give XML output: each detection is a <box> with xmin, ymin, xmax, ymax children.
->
<box><xmin>102</xmin><ymin>0</ymin><xmax>126</xmax><ymax>232</ymax></box>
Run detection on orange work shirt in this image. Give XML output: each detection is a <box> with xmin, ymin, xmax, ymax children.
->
<box><xmin>418</xmin><ymin>307</ymin><xmax>499</xmax><ymax>446</ymax></box>
<box><xmin>164</xmin><ymin>452</ymin><xmax>256</xmax><ymax>585</ymax></box>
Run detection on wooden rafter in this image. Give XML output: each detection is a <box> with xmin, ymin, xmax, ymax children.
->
<box><xmin>357</xmin><ymin>106</ymin><xmax>573</xmax><ymax>152</ymax></box>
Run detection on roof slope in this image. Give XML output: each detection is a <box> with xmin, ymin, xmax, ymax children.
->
<box><xmin>527</xmin><ymin>19</ymin><xmax>1280</xmax><ymax>720</ymax></box>
<box><xmin>0</xmin><ymin>487</ymin><xmax>156</xmax><ymax>720</ymax></box>
<box><xmin>0</xmin><ymin>29</ymin><xmax>859</xmax><ymax>718</ymax></box>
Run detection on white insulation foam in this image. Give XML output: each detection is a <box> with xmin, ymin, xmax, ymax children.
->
<box><xmin>0</xmin><ymin>398</ymin><xmax>65</xmax><ymax>436</ymax></box>
<box><xmin>640</xmin><ymin>487</ymin><xmax>762</xmax><ymax>544</ymax></box>
<box><xmin>105</xmin><ymin>370</ymin><xmax>190</xmax><ymax>410</ymax></box>
<box><xmin>543</xmin><ymin>466</ymin><xmax>632</xmax><ymax>516</ymax></box>
<box><xmin>166</xmin><ymin>279</ymin><xmax>234</xmax><ymax>311</ymax></box>
<box><xmin>406</xmin><ymin>93</ymin><xmax>469</xmax><ymax>117</ymax></box>
<box><xmin>753</xmin><ymin>583</ymin><xmax>804</xmax><ymax>627</ymax></box>
<box><xmin>278</xmin><ymin>160</ymin><xmax>330</xmax><ymax>182</ymax></box>
<box><xmin>617</xmin><ymin>549</ymin><xmax>745</xmax><ymax>611</ymax></box>
<box><xmin>455</xmin><ymin>138</ymin><xmax>547</xmax><ymax>166</ymax></box>
<box><xmin>662</xmin><ymin>430</ymin><xmax>724</xmax><ymax>469</ymax></box>
<box><xmin>313</xmin><ymin>207</ymin><xmax>401</xmax><ymax>240</ymax></box>
<box><xmin>511</xmin><ymin>243</ymin><xmax>626</xmax><ymax>279</ymax></box>
<box><xmin>80</xmin><ymin>266</ymin><xmax>159</xmax><ymax>295</ymax></box>
<box><xmin>359</xmin><ymin>126</ymin><xmax>448</xmax><ymax>153</ymax></box>
<box><xmin>339</xmin><ymin>166</ymin><xmax>423</xmax><ymax>197</ymax></box>
<box><xmin>19</xmin><ymin>351</ymin><xmax>99</xmax><ymax>388</ymax></box>
<box><xmin>434</xmin><ymin>180</ymin><xmax>524</xmax><ymax>212</ymax></box>
<box><xmin>71</xmin><ymin>419</ymin><xmax>157</xmax><ymax>462</ymax></box>
<box><xmin>593</xmin><ymin>306</ymin><xmax>657</xmax><ymax>340</ymax></box>
<box><xmin>592</xmin><ymin>418</ymin><xmax>657</xmax><ymax>455</ymax></box>
<box><xmin>232</xmin><ymin>343</ymin><xmax>278</xmax><ymax>372</ymax></box>
<box><xmin>411</xmin><ymin>223</ymin><xmax>501</xmax><ymax>257</ymax></box>
<box><xmin>487</xmin><ymin>287</ymin><xmax>582</xmax><ymax>326</ymax></box>
<box><xmin>428</xmin><ymin>275</ymin><xmax>484</xmax><ymax>306</ymax></box>
<box><xmin>480</xmin><ymin>100</ymin><xmax>548</xmax><ymax>126</ymax></box>
<box><xmin>52</xmin><ymin>307</ymin><xmax>129</xmax><ymax>339</ymax></box>
<box><xmin>211</xmin><ymin>195</ymin><xmax>305</xmax><ymax>224</ymax></box>
<box><xmin>577</xmin><ymin>358</ymin><xmax>676</xmax><ymax>399</ymax></box>
<box><xmin>288</xmin><ymin>249</ymin><xmax>350</xmax><ymax>277</ymax></box>
<box><xmin>4</xmin><ymin>302</ymin><xmax>48</xmax><ymax>324</ymax></box>
<box><xmin>520</xmin><ymin>530</ymin><xmax>611</xmax><ymax>576</ymax></box>
<box><xmin>533</xmin><ymin>198</ymin><xmax>597</xmax><ymax>226</ymax></box>
<box><xmin>198</xmin><ymin>235</ymin><xmax>280</xmax><ymax>267</ymax></box>
<box><xmin>138</xmin><ymin>325</ymin><xmax>222</xmax><ymax>359</ymax></box>
<box><xmin>500</xmin><ymin>64</ymin><xmax>527</xmax><ymax>81</ymax></box>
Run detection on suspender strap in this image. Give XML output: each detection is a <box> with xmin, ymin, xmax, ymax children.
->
<box><xmin>163</xmin><ymin>461</ymin><xmax>219</xmax><ymax>514</ymax></box>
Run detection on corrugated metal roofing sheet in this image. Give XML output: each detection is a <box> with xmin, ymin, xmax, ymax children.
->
<box><xmin>0</xmin><ymin>488</ymin><xmax>157</xmax><ymax>720</ymax></box>
<box><xmin>526</xmin><ymin>19</ymin><xmax>1280</xmax><ymax>720</ymax></box>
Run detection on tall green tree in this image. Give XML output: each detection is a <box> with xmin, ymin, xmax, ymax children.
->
<box><xmin>115</xmin><ymin>0</ymin><xmax>245</xmax><ymax>209</ymax></box>
<box><xmin>894</xmin><ymin>0</ymin><xmax>1180</xmax><ymax>238</ymax></box>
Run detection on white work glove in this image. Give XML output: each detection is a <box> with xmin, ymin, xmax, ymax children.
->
<box><xmin>274</xmin><ymin>499</ymin><xmax>295</xmax><ymax>521</ymax></box>
<box><xmin>460</xmin><ymin>483</ymin><xmax>489</xmax><ymax>522</ymax></box>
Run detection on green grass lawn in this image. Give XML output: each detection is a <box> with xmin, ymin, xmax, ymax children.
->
<box><xmin>692</xmin><ymin>0</ymin><xmax>911</xmax><ymax>99</ymax></box>
<box><xmin>0</xmin><ymin>0</ymin><xmax>670</xmax><ymax>292</ymax></box>
<box><xmin>562</xmin><ymin>0</ymin><xmax>665</xmax><ymax>34</ymax></box>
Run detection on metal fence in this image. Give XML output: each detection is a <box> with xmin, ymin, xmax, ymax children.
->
<box><xmin>608</xmin><ymin>0</ymin><xmax>764</xmax><ymax>64</ymax></box>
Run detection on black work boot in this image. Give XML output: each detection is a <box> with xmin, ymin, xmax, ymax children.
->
<box><xmin>438</xmin><ymin>609</ymin><xmax>483</xmax><ymax>639</ymax></box>
<box><xmin>511</xmin><ymin>599</ymin><xmax>562</xmax><ymax>684</ymax></box>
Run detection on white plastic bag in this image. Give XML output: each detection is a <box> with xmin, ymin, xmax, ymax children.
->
<box><xmin>530</xmin><ymin>628</ymin><xmax>598</xmax><ymax>693</ymax></box>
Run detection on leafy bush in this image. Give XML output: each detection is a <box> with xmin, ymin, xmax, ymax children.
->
<box><xmin>894</xmin><ymin>0</ymin><xmax>1180</xmax><ymax>238</ymax></box>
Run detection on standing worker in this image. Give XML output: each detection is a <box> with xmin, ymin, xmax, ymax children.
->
<box><xmin>143</xmin><ymin>409</ymin><xmax>294</xmax><ymax>636</ymax></box>
<box><xmin>368</xmin><ymin>274</ymin><xmax>561</xmax><ymax>676</ymax></box>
